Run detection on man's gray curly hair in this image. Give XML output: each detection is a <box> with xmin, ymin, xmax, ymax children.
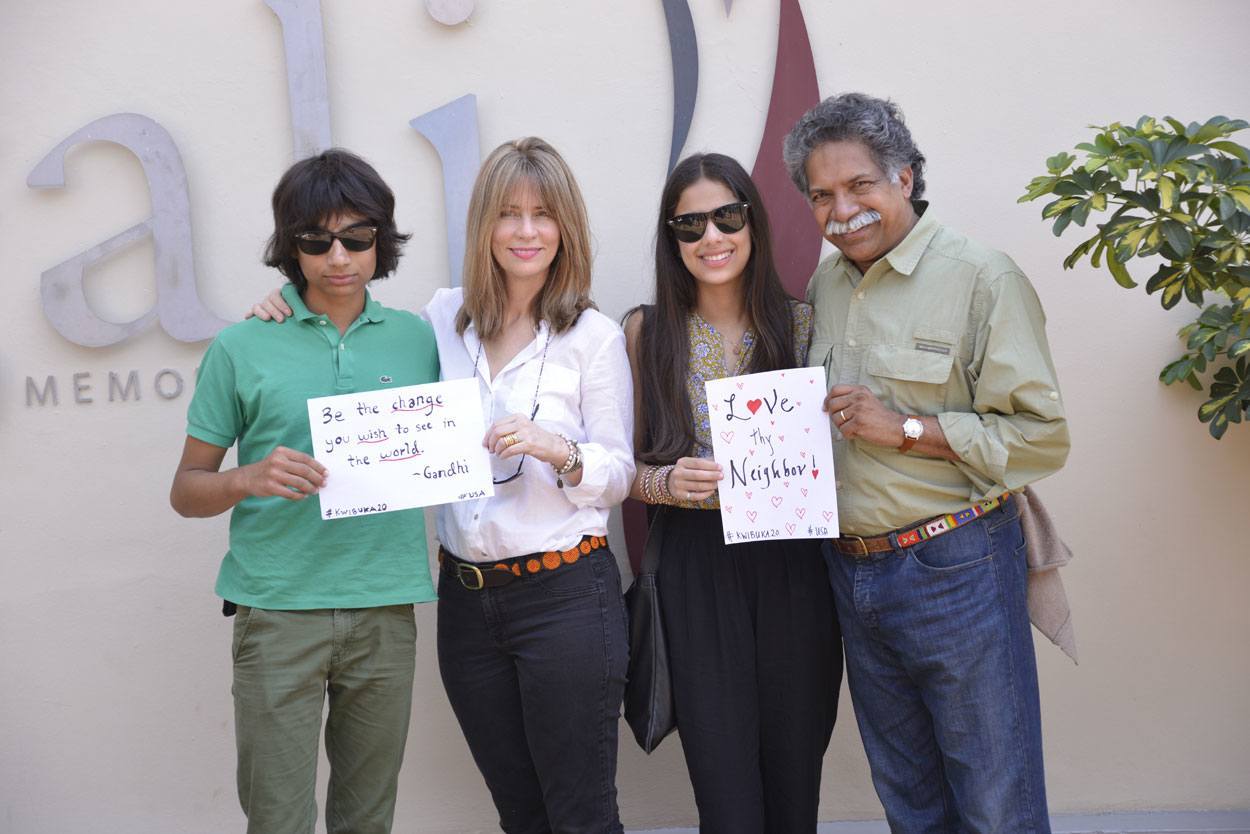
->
<box><xmin>782</xmin><ymin>93</ymin><xmax>926</xmax><ymax>200</ymax></box>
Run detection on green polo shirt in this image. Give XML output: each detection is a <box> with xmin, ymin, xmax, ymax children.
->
<box><xmin>187</xmin><ymin>284</ymin><xmax>440</xmax><ymax>609</ymax></box>
<box><xmin>806</xmin><ymin>204</ymin><xmax>1070</xmax><ymax>535</ymax></box>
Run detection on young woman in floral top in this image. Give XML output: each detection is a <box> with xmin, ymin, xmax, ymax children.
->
<box><xmin>623</xmin><ymin>153</ymin><xmax>842</xmax><ymax>834</ymax></box>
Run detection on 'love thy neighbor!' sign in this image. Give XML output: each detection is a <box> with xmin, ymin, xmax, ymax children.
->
<box><xmin>307</xmin><ymin>378</ymin><xmax>493</xmax><ymax>519</ymax></box>
<box><xmin>706</xmin><ymin>368</ymin><xmax>839</xmax><ymax>544</ymax></box>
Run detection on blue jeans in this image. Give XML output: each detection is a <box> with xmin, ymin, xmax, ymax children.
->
<box><xmin>437</xmin><ymin>549</ymin><xmax>628</xmax><ymax>834</ymax></box>
<box><xmin>823</xmin><ymin>499</ymin><xmax>1050</xmax><ymax>834</ymax></box>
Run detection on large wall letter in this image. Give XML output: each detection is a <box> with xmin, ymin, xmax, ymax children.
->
<box><xmin>266</xmin><ymin>0</ymin><xmax>333</xmax><ymax>159</ymax></box>
<box><xmin>27</xmin><ymin>113</ymin><xmax>231</xmax><ymax>347</ymax></box>
<box><xmin>661</xmin><ymin>0</ymin><xmax>698</xmax><ymax>174</ymax></box>
<box><xmin>410</xmin><ymin>95</ymin><xmax>481</xmax><ymax>288</ymax></box>
<box><xmin>750</xmin><ymin>0</ymin><xmax>822</xmax><ymax>298</ymax></box>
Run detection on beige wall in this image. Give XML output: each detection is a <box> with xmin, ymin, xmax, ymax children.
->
<box><xmin>2</xmin><ymin>1</ymin><xmax>1248</xmax><ymax>831</ymax></box>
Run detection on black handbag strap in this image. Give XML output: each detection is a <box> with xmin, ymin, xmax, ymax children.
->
<box><xmin>640</xmin><ymin>505</ymin><xmax>667</xmax><ymax>576</ymax></box>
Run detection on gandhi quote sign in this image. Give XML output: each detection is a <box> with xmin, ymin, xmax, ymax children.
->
<box><xmin>706</xmin><ymin>369</ymin><xmax>839</xmax><ymax>544</ymax></box>
<box><xmin>307</xmin><ymin>378</ymin><xmax>492</xmax><ymax>519</ymax></box>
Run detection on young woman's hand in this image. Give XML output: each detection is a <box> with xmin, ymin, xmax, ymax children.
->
<box><xmin>668</xmin><ymin>456</ymin><xmax>722</xmax><ymax>503</ymax></box>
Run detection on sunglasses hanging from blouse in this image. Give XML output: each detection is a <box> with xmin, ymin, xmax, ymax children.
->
<box><xmin>473</xmin><ymin>333</ymin><xmax>551</xmax><ymax>485</ymax></box>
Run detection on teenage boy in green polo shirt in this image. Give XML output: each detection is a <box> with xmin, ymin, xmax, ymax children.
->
<box><xmin>170</xmin><ymin>149</ymin><xmax>438</xmax><ymax>834</ymax></box>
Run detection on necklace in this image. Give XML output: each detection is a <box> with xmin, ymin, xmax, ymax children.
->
<box><xmin>473</xmin><ymin>326</ymin><xmax>550</xmax><ymax>408</ymax></box>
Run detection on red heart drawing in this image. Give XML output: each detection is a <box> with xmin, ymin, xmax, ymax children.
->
<box><xmin>783</xmin><ymin>481</ymin><xmax>790</xmax><ymax>488</ymax></box>
<box><xmin>736</xmin><ymin>382</ymin><xmax>745</xmax><ymax>390</ymax></box>
<box><xmin>801</xmin><ymin>487</ymin><xmax>808</xmax><ymax>497</ymax></box>
<box><xmin>712</xmin><ymin>404</ymin><xmax>720</xmax><ymax>412</ymax></box>
<box><xmin>778</xmin><ymin>434</ymin><xmax>784</xmax><ymax>441</ymax></box>
<box><xmin>748</xmin><ymin>448</ymin><xmax>755</xmax><ymax>456</ymax></box>
<box><xmin>804</xmin><ymin>427</ymin><xmax>811</xmax><ymax>433</ymax></box>
<box><xmin>822</xmin><ymin>511</ymin><xmax>834</xmax><ymax>522</ymax></box>
<box><xmin>811</xmin><ymin>469</ymin><xmax>820</xmax><ymax>479</ymax></box>
<box><xmin>785</xmin><ymin>522</ymin><xmax>796</xmax><ymax>535</ymax></box>
<box><xmin>794</xmin><ymin>508</ymin><xmax>806</xmax><ymax>519</ymax></box>
<box><xmin>724</xmin><ymin>506</ymin><xmax>733</xmax><ymax>514</ymax></box>
<box><xmin>745</xmin><ymin>491</ymin><xmax>753</xmax><ymax>500</ymax></box>
<box><xmin>771</xmin><ymin>496</ymin><xmax>783</xmax><ymax>508</ymax></box>
<box><xmin>746</xmin><ymin>510</ymin><xmax>758</xmax><ymax>523</ymax></box>
<box><xmin>800</xmin><ymin>451</ymin><xmax>807</xmax><ymax>458</ymax></box>
<box><xmin>720</xmin><ymin>431</ymin><xmax>734</xmax><ymax>443</ymax></box>
<box><xmin>746</xmin><ymin>399</ymin><xmax>762</xmax><ymax>414</ymax></box>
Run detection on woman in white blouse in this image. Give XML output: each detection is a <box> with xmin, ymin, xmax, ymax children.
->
<box><xmin>252</xmin><ymin>138</ymin><xmax>634</xmax><ymax>833</ymax></box>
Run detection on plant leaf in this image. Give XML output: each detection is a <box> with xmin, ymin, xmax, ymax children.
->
<box><xmin>1107</xmin><ymin>256</ymin><xmax>1138</xmax><ymax>289</ymax></box>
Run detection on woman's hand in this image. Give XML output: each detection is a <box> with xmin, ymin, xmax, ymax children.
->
<box><xmin>668</xmin><ymin>456</ymin><xmax>722</xmax><ymax>503</ymax></box>
<box><xmin>485</xmin><ymin>414</ymin><xmax>568</xmax><ymax>467</ymax></box>
<box><xmin>244</xmin><ymin>287</ymin><xmax>293</xmax><ymax>322</ymax></box>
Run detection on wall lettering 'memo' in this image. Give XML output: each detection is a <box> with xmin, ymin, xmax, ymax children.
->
<box><xmin>25</xmin><ymin>369</ymin><xmax>190</xmax><ymax>408</ymax></box>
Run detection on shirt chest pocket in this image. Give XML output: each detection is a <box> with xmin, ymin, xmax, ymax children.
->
<box><xmin>511</xmin><ymin>363</ymin><xmax>581</xmax><ymax>432</ymax></box>
<box><xmin>866</xmin><ymin>345</ymin><xmax>954</xmax><ymax>413</ymax></box>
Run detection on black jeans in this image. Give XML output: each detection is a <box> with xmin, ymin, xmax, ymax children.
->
<box><xmin>437</xmin><ymin>548</ymin><xmax>628</xmax><ymax>834</ymax></box>
<box><xmin>658</xmin><ymin>508</ymin><xmax>842</xmax><ymax>834</ymax></box>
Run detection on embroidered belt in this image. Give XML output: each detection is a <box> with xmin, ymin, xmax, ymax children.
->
<box><xmin>832</xmin><ymin>494</ymin><xmax>1012</xmax><ymax>558</ymax></box>
<box><xmin>438</xmin><ymin>535</ymin><xmax>609</xmax><ymax>590</ymax></box>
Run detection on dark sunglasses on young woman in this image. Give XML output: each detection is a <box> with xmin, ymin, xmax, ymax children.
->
<box><xmin>294</xmin><ymin>225</ymin><xmax>378</xmax><ymax>255</ymax></box>
<box><xmin>666</xmin><ymin>201</ymin><xmax>750</xmax><ymax>243</ymax></box>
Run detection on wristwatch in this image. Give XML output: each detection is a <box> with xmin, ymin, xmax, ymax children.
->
<box><xmin>899</xmin><ymin>416</ymin><xmax>924</xmax><ymax>453</ymax></box>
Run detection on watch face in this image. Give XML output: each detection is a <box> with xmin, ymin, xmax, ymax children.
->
<box><xmin>903</xmin><ymin>418</ymin><xmax>924</xmax><ymax>439</ymax></box>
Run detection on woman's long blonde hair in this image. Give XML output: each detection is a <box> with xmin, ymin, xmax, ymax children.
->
<box><xmin>456</xmin><ymin>137</ymin><xmax>594</xmax><ymax>338</ymax></box>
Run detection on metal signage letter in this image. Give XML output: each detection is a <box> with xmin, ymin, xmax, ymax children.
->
<box><xmin>266</xmin><ymin>0</ymin><xmax>333</xmax><ymax>159</ymax></box>
<box><xmin>27</xmin><ymin>113</ymin><xmax>231</xmax><ymax>347</ymax></box>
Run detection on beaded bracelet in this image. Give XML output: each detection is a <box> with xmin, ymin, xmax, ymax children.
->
<box><xmin>553</xmin><ymin>435</ymin><xmax>582</xmax><ymax>488</ymax></box>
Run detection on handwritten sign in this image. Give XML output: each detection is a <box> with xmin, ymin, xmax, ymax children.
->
<box><xmin>306</xmin><ymin>378</ymin><xmax>493</xmax><ymax>519</ymax></box>
<box><xmin>705</xmin><ymin>368</ymin><xmax>839</xmax><ymax>544</ymax></box>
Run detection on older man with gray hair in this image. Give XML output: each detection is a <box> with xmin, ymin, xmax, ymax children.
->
<box><xmin>783</xmin><ymin>92</ymin><xmax>1069</xmax><ymax>833</ymax></box>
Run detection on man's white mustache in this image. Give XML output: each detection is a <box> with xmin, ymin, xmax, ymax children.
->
<box><xmin>825</xmin><ymin>209</ymin><xmax>881</xmax><ymax>236</ymax></box>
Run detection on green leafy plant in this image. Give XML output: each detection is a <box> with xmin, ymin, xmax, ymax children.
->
<box><xmin>1020</xmin><ymin>116</ymin><xmax>1250</xmax><ymax>438</ymax></box>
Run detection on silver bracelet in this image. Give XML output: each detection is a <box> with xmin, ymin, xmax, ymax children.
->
<box><xmin>554</xmin><ymin>435</ymin><xmax>582</xmax><ymax>476</ymax></box>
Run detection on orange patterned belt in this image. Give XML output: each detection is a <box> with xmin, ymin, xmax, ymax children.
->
<box><xmin>439</xmin><ymin>535</ymin><xmax>609</xmax><ymax>590</ymax></box>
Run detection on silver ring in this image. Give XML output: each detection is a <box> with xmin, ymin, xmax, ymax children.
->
<box><xmin>687</xmin><ymin>491</ymin><xmax>692</xmax><ymax>501</ymax></box>
<box><xmin>840</xmin><ymin>409</ymin><xmax>847</xmax><ymax>422</ymax></box>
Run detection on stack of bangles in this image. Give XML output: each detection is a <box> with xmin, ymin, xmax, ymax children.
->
<box><xmin>640</xmin><ymin>464</ymin><xmax>677</xmax><ymax>505</ymax></box>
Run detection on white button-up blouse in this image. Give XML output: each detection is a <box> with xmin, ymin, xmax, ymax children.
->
<box><xmin>424</xmin><ymin>288</ymin><xmax>635</xmax><ymax>562</ymax></box>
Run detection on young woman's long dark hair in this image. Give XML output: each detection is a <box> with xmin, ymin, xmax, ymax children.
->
<box><xmin>637</xmin><ymin>153</ymin><xmax>799</xmax><ymax>465</ymax></box>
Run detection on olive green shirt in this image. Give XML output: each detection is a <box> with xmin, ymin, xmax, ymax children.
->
<box><xmin>806</xmin><ymin>204</ymin><xmax>1069</xmax><ymax>535</ymax></box>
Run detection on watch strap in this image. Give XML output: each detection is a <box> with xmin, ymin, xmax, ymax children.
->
<box><xmin>898</xmin><ymin>416</ymin><xmax>922</xmax><ymax>454</ymax></box>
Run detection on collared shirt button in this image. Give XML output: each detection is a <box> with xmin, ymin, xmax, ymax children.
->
<box><xmin>318</xmin><ymin>320</ymin><xmax>327</xmax><ymax>326</ymax></box>
<box><xmin>856</xmin><ymin>290</ymin><xmax>866</xmax><ymax>300</ymax></box>
<box><xmin>1048</xmin><ymin>390</ymin><xmax>1059</xmax><ymax>401</ymax></box>
<box><xmin>339</xmin><ymin>343</ymin><xmax>345</xmax><ymax>350</ymax></box>
<box><xmin>847</xmin><ymin>338</ymin><xmax>857</xmax><ymax>347</ymax></box>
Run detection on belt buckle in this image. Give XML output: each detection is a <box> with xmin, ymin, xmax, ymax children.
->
<box><xmin>457</xmin><ymin>563</ymin><xmax>485</xmax><ymax>591</ymax></box>
<box><xmin>843</xmin><ymin>534</ymin><xmax>869</xmax><ymax>558</ymax></box>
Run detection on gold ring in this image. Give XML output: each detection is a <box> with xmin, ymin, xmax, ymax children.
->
<box><xmin>840</xmin><ymin>410</ymin><xmax>847</xmax><ymax>422</ymax></box>
<box><xmin>502</xmin><ymin>432</ymin><xmax>520</xmax><ymax>447</ymax></box>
